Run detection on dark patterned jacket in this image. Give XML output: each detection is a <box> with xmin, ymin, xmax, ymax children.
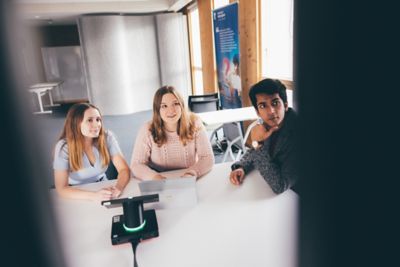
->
<box><xmin>232</xmin><ymin>108</ymin><xmax>297</xmax><ymax>194</ymax></box>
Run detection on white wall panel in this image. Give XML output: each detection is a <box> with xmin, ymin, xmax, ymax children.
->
<box><xmin>78</xmin><ymin>15</ymin><xmax>160</xmax><ymax>115</ymax></box>
<box><xmin>124</xmin><ymin>15</ymin><xmax>161</xmax><ymax>113</ymax></box>
<box><xmin>156</xmin><ymin>13</ymin><xmax>191</xmax><ymax>106</ymax></box>
<box><xmin>78</xmin><ymin>13</ymin><xmax>191</xmax><ymax>115</ymax></box>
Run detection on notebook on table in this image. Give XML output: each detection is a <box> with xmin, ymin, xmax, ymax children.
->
<box><xmin>138</xmin><ymin>176</ymin><xmax>198</xmax><ymax>210</ymax></box>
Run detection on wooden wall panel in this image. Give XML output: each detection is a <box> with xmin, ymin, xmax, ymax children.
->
<box><xmin>238</xmin><ymin>0</ymin><xmax>260</xmax><ymax>108</ymax></box>
<box><xmin>236</xmin><ymin>0</ymin><xmax>261</xmax><ymax>142</ymax></box>
<box><xmin>198</xmin><ymin>0</ymin><xmax>217</xmax><ymax>94</ymax></box>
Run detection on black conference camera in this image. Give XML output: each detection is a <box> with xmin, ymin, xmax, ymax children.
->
<box><xmin>101</xmin><ymin>194</ymin><xmax>160</xmax><ymax>245</ymax></box>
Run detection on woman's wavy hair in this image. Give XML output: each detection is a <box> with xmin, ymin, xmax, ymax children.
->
<box><xmin>150</xmin><ymin>86</ymin><xmax>197</xmax><ymax>146</ymax></box>
<box><xmin>57</xmin><ymin>103</ymin><xmax>110</xmax><ymax>171</ymax></box>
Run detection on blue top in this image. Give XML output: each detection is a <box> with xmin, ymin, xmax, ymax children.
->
<box><xmin>53</xmin><ymin>130</ymin><xmax>122</xmax><ymax>185</ymax></box>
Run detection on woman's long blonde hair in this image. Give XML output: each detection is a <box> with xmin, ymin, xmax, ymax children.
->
<box><xmin>150</xmin><ymin>86</ymin><xmax>197</xmax><ymax>146</ymax></box>
<box><xmin>57</xmin><ymin>103</ymin><xmax>110</xmax><ymax>171</ymax></box>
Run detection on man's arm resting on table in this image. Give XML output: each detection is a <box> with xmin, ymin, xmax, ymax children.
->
<box><xmin>252</xmin><ymin>146</ymin><xmax>297</xmax><ymax>194</ymax></box>
<box><xmin>231</xmin><ymin>148</ymin><xmax>256</xmax><ymax>174</ymax></box>
<box><xmin>229</xmin><ymin>149</ymin><xmax>256</xmax><ymax>185</ymax></box>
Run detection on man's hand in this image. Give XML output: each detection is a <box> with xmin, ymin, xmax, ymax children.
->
<box><xmin>230</xmin><ymin>168</ymin><xmax>245</xmax><ymax>185</ymax></box>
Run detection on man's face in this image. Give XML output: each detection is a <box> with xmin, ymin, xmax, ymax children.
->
<box><xmin>255</xmin><ymin>93</ymin><xmax>288</xmax><ymax>129</ymax></box>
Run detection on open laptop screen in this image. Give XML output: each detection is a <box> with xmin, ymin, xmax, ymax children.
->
<box><xmin>138</xmin><ymin>176</ymin><xmax>197</xmax><ymax>209</ymax></box>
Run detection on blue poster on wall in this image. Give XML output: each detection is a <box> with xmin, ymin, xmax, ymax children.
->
<box><xmin>213</xmin><ymin>2</ymin><xmax>242</xmax><ymax>109</ymax></box>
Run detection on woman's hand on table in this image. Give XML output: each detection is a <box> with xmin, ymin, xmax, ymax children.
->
<box><xmin>181</xmin><ymin>170</ymin><xmax>197</xmax><ymax>178</ymax></box>
<box><xmin>93</xmin><ymin>188</ymin><xmax>113</xmax><ymax>201</ymax></box>
<box><xmin>152</xmin><ymin>173</ymin><xmax>166</xmax><ymax>180</ymax></box>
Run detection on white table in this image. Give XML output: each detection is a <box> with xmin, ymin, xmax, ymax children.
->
<box><xmin>29</xmin><ymin>82</ymin><xmax>62</xmax><ymax>114</ymax></box>
<box><xmin>197</xmin><ymin>107</ymin><xmax>258</xmax><ymax>162</ymax></box>
<box><xmin>196</xmin><ymin>106</ymin><xmax>258</xmax><ymax>127</ymax></box>
<box><xmin>51</xmin><ymin>162</ymin><xmax>298</xmax><ymax>267</ymax></box>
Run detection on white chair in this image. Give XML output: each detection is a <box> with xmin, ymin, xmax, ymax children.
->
<box><xmin>221</xmin><ymin>120</ymin><xmax>259</xmax><ymax>162</ymax></box>
<box><xmin>241</xmin><ymin>120</ymin><xmax>259</xmax><ymax>155</ymax></box>
<box><xmin>221</xmin><ymin>122</ymin><xmax>243</xmax><ymax>162</ymax></box>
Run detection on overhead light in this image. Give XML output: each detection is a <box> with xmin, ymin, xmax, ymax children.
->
<box><xmin>35</xmin><ymin>15</ymin><xmax>40</xmax><ymax>19</ymax></box>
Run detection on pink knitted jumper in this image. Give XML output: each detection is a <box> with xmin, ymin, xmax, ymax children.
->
<box><xmin>130</xmin><ymin>117</ymin><xmax>214</xmax><ymax>180</ymax></box>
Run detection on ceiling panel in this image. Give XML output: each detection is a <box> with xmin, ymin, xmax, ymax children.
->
<box><xmin>16</xmin><ymin>0</ymin><xmax>192</xmax><ymax>25</ymax></box>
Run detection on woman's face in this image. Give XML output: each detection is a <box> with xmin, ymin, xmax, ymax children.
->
<box><xmin>159</xmin><ymin>93</ymin><xmax>182</xmax><ymax>127</ymax></box>
<box><xmin>80</xmin><ymin>107</ymin><xmax>102</xmax><ymax>138</ymax></box>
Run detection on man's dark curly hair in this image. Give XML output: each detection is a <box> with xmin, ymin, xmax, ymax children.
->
<box><xmin>249</xmin><ymin>79</ymin><xmax>287</xmax><ymax>110</ymax></box>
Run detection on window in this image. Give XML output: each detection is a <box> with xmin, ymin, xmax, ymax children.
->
<box><xmin>187</xmin><ymin>0</ymin><xmax>230</xmax><ymax>95</ymax></box>
<box><xmin>261</xmin><ymin>0</ymin><xmax>294</xmax><ymax>82</ymax></box>
<box><xmin>187</xmin><ymin>4</ymin><xmax>204</xmax><ymax>95</ymax></box>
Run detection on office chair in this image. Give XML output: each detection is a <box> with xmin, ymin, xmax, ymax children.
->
<box><xmin>188</xmin><ymin>92</ymin><xmax>218</xmax><ymax>100</ymax></box>
<box><xmin>188</xmin><ymin>93</ymin><xmax>220</xmax><ymax>112</ymax></box>
<box><xmin>189</xmin><ymin>98</ymin><xmax>219</xmax><ymax>113</ymax></box>
<box><xmin>188</xmin><ymin>93</ymin><xmax>223</xmax><ymax>153</ymax></box>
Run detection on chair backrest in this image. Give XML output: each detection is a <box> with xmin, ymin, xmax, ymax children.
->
<box><xmin>241</xmin><ymin>120</ymin><xmax>259</xmax><ymax>154</ymax></box>
<box><xmin>190</xmin><ymin>98</ymin><xmax>219</xmax><ymax>113</ymax></box>
<box><xmin>222</xmin><ymin>122</ymin><xmax>245</xmax><ymax>150</ymax></box>
<box><xmin>188</xmin><ymin>92</ymin><xmax>218</xmax><ymax>101</ymax></box>
<box><xmin>188</xmin><ymin>93</ymin><xmax>219</xmax><ymax>111</ymax></box>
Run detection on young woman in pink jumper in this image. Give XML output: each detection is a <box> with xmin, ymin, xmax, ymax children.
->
<box><xmin>130</xmin><ymin>86</ymin><xmax>214</xmax><ymax>180</ymax></box>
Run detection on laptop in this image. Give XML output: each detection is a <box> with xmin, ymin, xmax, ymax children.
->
<box><xmin>138</xmin><ymin>176</ymin><xmax>198</xmax><ymax>210</ymax></box>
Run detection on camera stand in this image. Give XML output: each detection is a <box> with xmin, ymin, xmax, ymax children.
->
<box><xmin>102</xmin><ymin>194</ymin><xmax>160</xmax><ymax>245</ymax></box>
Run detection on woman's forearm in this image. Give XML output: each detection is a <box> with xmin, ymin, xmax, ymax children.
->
<box><xmin>56</xmin><ymin>186</ymin><xmax>97</xmax><ymax>201</ymax></box>
<box><xmin>115</xmin><ymin>168</ymin><xmax>130</xmax><ymax>191</ymax></box>
<box><xmin>130</xmin><ymin>162</ymin><xmax>159</xmax><ymax>180</ymax></box>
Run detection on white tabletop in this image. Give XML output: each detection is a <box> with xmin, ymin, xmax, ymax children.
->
<box><xmin>196</xmin><ymin>106</ymin><xmax>258</xmax><ymax>126</ymax></box>
<box><xmin>51</xmin><ymin>162</ymin><xmax>298</xmax><ymax>267</ymax></box>
<box><xmin>28</xmin><ymin>86</ymin><xmax>54</xmax><ymax>93</ymax></box>
<box><xmin>30</xmin><ymin>81</ymin><xmax>63</xmax><ymax>89</ymax></box>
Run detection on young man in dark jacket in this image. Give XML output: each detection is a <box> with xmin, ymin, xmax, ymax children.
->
<box><xmin>229</xmin><ymin>78</ymin><xmax>297</xmax><ymax>194</ymax></box>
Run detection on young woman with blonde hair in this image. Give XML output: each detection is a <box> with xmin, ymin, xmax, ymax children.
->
<box><xmin>130</xmin><ymin>86</ymin><xmax>214</xmax><ymax>180</ymax></box>
<box><xmin>53</xmin><ymin>103</ymin><xmax>130</xmax><ymax>201</ymax></box>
